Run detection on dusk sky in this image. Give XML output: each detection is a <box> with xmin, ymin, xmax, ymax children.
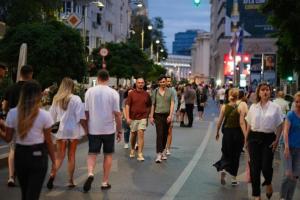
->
<box><xmin>148</xmin><ymin>0</ymin><xmax>211</xmax><ymax>53</ymax></box>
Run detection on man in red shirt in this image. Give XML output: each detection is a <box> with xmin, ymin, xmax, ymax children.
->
<box><xmin>125</xmin><ymin>77</ymin><xmax>151</xmax><ymax>161</ymax></box>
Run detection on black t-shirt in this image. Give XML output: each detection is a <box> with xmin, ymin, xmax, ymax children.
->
<box><xmin>4</xmin><ymin>81</ymin><xmax>26</xmax><ymax>110</ymax></box>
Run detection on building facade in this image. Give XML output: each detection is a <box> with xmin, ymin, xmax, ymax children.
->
<box><xmin>210</xmin><ymin>0</ymin><xmax>277</xmax><ymax>86</ymax></box>
<box><xmin>161</xmin><ymin>55</ymin><xmax>191</xmax><ymax>81</ymax></box>
<box><xmin>191</xmin><ymin>32</ymin><xmax>211</xmax><ymax>83</ymax></box>
<box><xmin>60</xmin><ymin>0</ymin><xmax>131</xmax><ymax>53</ymax></box>
<box><xmin>172</xmin><ymin>30</ymin><xmax>205</xmax><ymax>56</ymax></box>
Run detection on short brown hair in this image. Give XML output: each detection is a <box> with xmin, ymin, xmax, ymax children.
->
<box><xmin>255</xmin><ymin>82</ymin><xmax>271</xmax><ymax>102</ymax></box>
<box><xmin>294</xmin><ymin>92</ymin><xmax>300</xmax><ymax>100</ymax></box>
<box><xmin>97</xmin><ymin>69</ymin><xmax>109</xmax><ymax>81</ymax></box>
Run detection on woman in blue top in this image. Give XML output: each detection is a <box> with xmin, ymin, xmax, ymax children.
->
<box><xmin>281</xmin><ymin>92</ymin><xmax>300</xmax><ymax>200</ymax></box>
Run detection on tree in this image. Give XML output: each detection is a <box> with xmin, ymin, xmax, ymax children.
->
<box><xmin>91</xmin><ymin>42</ymin><xmax>166</xmax><ymax>83</ymax></box>
<box><xmin>0</xmin><ymin>0</ymin><xmax>60</xmax><ymax>26</ymax></box>
<box><xmin>262</xmin><ymin>0</ymin><xmax>300</xmax><ymax>78</ymax></box>
<box><xmin>0</xmin><ymin>21</ymin><xmax>86</xmax><ymax>88</ymax></box>
<box><xmin>130</xmin><ymin>15</ymin><xmax>168</xmax><ymax>59</ymax></box>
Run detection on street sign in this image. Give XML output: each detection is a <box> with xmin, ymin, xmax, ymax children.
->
<box><xmin>99</xmin><ymin>48</ymin><xmax>109</xmax><ymax>57</ymax></box>
<box><xmin>67</xmin><ymin>13</ymin><xmax>81</xmax><ymax>28</ymax></box>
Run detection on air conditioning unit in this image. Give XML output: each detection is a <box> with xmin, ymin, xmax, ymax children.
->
<box><xmin>92</xmin><ymin>22</ymin><xmax>98</xmax><ymax>29</ymax></box>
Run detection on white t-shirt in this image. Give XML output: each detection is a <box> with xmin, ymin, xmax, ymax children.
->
<box><xmin>49</xmin><ymin>95</ymin><xmax>86</xmax><ymax>139</ymax></box>
<box><xmin>6</xmin><ymin>108</ymin><xmax>53</xmax><ymax>145</ymax></box>
<box><xmin>273</xmin><ymin>98</ymin><xmax>290</xmax><ymax>116</ymax></box>
<box><xmin>218</xmin><ymin>88</ymin><xmax>226</xmax><ymax>100</ymax></box>
<box><xmin>85</xmin><ymin>85</ymin><xmax>120</xmax><ymax>135</ymax></box>
<box><xmin>245</xmin><ymin>101</ymin><xmax>283</xmax><ymax>133</ymax></box>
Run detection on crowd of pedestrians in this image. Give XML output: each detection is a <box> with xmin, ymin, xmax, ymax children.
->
<box><xmin>213</xmin><ymin>82</ymin><xmax>300</xmax><ymax>200</ymax></box>
<box><xmin>0</xmin><ymin>64</ymin><xmax>299</xmax><ymax>200</ymax></box>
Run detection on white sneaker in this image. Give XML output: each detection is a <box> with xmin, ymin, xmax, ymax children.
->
<box><xmin>166</xmin><ymin>148</ymin><xmax>171</xmax><ymax>155</ymax></box>
<box><xmin>161</xmin><ymin>152</ymin><xmax>168</xmax><ymax>160</ymax></box>
<box><xmin>155</xmin><ymin>153</ymin><xmax>162</xmax><ymax>163</ymax></box>
<box><xmin>137</xmin><ymin>153</ymin><xmax>145</xmax><ymax>161</ymax></box>
<box><xmin>129</xmin><ymin>149</ymin><xmax>135</xmax><ymax>158</ymax></box>
<box><xmin>124</xmin><ymin>143</ymin><xmax>129</xmax><ymax>149</ymax></box>
<box><xmin>231</xmin><ymin>177</ymin><xmax>239</xmax><ymax>186</ymax></box>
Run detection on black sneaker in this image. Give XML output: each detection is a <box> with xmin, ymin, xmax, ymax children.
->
<box><xmin>83</xmin><ymin>176</ymin><xmax>94</xmax><ymax>192</ymax></box>
<box><xmin>7</xmin><ymin>177</ymin><xmax>15</xmax><ymax>187</ymax></box>
<box><xmin>101</xmin><ymin>183</ymin><xmax>111</xmax><ymax>190</ymax></box>
<box><xmin>46</xmin><ymin>176</ymin><xmax>55</xmax><ymax>190</ymax></box>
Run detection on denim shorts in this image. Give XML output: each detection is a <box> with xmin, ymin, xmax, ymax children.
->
<box><xmin>283</xmin><ymin>147</ymin><xmax>300</xmax><ymax>177</ymax></box>
<box><xmin>88</xmin><ymin>134</ymin><xmax>115</xmax><ymax>154</ymax></box>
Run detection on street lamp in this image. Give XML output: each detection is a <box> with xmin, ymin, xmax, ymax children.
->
<box><xmin>137</xmin><ymin>1</ymin><xmax>143</xmax><ymax>7</ymax></box>
<box><xmin>155</xmin><ymin>40</ymin><xmax>160</xmax><ymax>62</ymax></box>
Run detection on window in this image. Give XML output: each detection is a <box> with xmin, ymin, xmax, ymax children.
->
<box><xmin>66</xmin><ymin>1</ymin><xmax>71</xmax><ymax>13</ymax></box>
<box><xmin>73</xmin><ymin>2</ymin><xmax>77</xmax><ymax>13</ymax></box>
<box><xmin>107</xmin><ymin>23</ymin><xmax>113</xmax><ymax>33</ymax></box>
<box><xmin>97</xmin><ymin>13</ymin><xmax>102</xmax><ymax>25</ymax></box>
<box><xmin>96</xmin><ymin>37</ymin><xmax>102</xmax><ymax>48</ymax></box>
<box><xmin>82</xmin><ymin>5</ymin><xmax>86</xmax><ymax>16</ymax></box>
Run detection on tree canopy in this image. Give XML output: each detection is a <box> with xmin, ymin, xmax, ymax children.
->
<box><xmin>91</xmin><ymin>42</ymin><xmax>166</xmax><ymax>82</ymax></box>
<box><xmin>0</xmin><ymin>0</ymin><xmax>60</xmax><ymax>26</ymax></box>
<box><xmin>262</xmin><ymin>0</ymin><xmax>300</xmax><ymax>78</ymax></box>
<box><xmin>0</xmin><ymin>21</ymin><xmax>86</xmax><ymax>88</ymax></box>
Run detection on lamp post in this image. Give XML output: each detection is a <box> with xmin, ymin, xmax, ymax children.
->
<box><xmin>148</xmin><ymin>25</ymin><xmax>153</xmax><ymax>58</ymax></box>
<box><xmin>155</xmin><ymin>39</ymin><xmax>160</xmax><ymax>62</ymax></box>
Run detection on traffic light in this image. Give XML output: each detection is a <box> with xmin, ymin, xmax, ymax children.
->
<box><xmin>287</xmin><ymin>76</ymin><xmax>293</xmax><ymax>82</ymax></box>
<box><xmin>193</xmin><ymin>0</ymin><xmax>201</xmax><ymax>7</ymax></box>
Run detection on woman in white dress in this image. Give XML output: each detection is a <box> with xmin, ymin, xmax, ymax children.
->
<box><xmin>47</xmin><ymin>77</ymin><xmax>87</xmax><ymax>189</ymax></box>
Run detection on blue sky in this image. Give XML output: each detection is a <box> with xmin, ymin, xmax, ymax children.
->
<box><xmin>148</xmin><ymin>0</ymin><xmax>211</xmax><ymax>53</ymax></box>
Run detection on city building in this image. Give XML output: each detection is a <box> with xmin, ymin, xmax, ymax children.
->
<box><xmin>60</xmin><ymin>0</ymin><xmax>131</xmax><ymax>53</ymax></box>
<box><xmin>210</xmin><ymin>0</ymin><xmax>277</xmax><ymax>87</ymax></box>
<box><xmin>191</xmin><ymin>32</ymin><xmax>211</xmax><ymax>84</ymax></box>
<box><xmin>129</xmin><ymin>0</ymin><xmax>149</xmax><ymax>16</ymax></box>
<box><xmin>172</xmin><ymin>29</ymin><xmax>206</xmax><ymax>56</ymax></box>
<box><xmin>161</xmin><ymin>55</ymin><xmax>191</xmax><ymax>81</ymax></box>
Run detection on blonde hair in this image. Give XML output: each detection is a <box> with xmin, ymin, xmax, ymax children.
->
<box><xmin>53</xmin><ymin>77</ymin><xmax>74</xmax><ymax>110</ymax></box>
<box><xmin>294</xmin><ymin>92</ymin><xmax>300</xmax><ymax>100</ymax></box>
<box><xmin>228</xmin><ymin>88</ymin><xmax>239</xmax><ymax>102</ymax></box>
<box><xmin>17</xmin><ymin>81</ymin><xmax>42</xmax><ymax>139</ymax></box>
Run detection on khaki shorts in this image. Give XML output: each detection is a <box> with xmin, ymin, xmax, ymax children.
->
<box><xmin>130</xmin><ymin>119</ymin><xmax>147</xmax><ymax>132</ymax></box>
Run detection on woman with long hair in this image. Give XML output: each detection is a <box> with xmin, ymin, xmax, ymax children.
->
<box><xmin>0</xmin><ymin>80</ymin><xmax>56</xmax><ymax>200</ymax></box>
<box><xmin>47</xmin><ymin>77</ymin><xmax>87</xmax><ymax>189</ymax></box>
<box><xmin>214</xmin><ymin>88</ymin><xmax>248</xmax><ymax>186</ymax></box>
<box><xmin>280</xmin><ymin>92</ymin><xmax>300</xmax><ymax>200</ymax></box>
<box><xmin>245</xmin><ymin>83</ymin><xmax>284</xmax><ymax>200</ymax></box>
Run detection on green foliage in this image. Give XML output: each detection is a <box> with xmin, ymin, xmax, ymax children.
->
<box><xmin>129</xmin><ymin>15</ymin><xmax>168</xmax><ymax>59</ymax></box>
<box><xmin>0</xmin><ymin>21</ymin><xmax>86</xmax><ymax>88</ymax></box>
<box><xmin>0</xmin><ymin>0</ymin><xmax>60</xmax><ymax>26</ymax></box>
<box><xmin>0</xmin><ymin>75</ymin><xmax>13</xmax><ymax>100</ymax></box>
<box><xmin>262</xmin><ymin>0</ymin><xmax>300</xmax><ymax>78</ymax></box>
<box><xmin>91</xmin><ymin>42</ymin><xmax>166</xmax><ymax>82</ymax></box>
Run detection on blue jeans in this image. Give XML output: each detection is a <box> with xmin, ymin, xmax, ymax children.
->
<box><xmin>122</xmin><ymin>119</ymin><xmax>130</xmax><ymax>143</ymax></box>
<box><xmin>280</xmin><ymin>146</ymin><xmax>300</xmax><ymax>200</ymax></box>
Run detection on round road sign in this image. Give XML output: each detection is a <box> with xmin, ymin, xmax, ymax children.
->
<box><xmin>99</xmin><ymin>48</ymin><xmax>109</xmax><ymax>57</ymax></box>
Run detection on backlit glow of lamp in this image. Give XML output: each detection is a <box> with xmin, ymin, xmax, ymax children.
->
<box><xmin>216</xmin><ymin>79</ymin><xmax>222</xmax><ymax>86</ymax></box>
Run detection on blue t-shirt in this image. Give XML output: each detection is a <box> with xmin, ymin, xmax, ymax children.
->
<box><xmin>287</xmin><ymin>111</ymin><xmax>300</xmax><ymax>148</ymax></box>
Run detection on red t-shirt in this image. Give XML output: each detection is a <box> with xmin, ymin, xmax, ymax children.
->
<box><xmin>126</xmin><ymin>89</ymin><xmax>151</xmax><ymax>120</ymax></box>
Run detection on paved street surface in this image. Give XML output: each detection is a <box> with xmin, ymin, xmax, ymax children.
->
<box><xmin>0</xmin><ymin>99</ymin><xmax>299</xmax><ymax>200</ymax></box>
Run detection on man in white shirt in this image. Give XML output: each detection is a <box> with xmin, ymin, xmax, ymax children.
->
<box><xmin>83</xmin><ymin>70</ymin><xmax>122</xmax><ymax>192</ymax></box>
<box><xmin>273</xmin><ymin>91</ymin><xmax>289</xmax><ymax>116</ymax></box>
<box><xmin>218</xmin><ymin>85</ymin><xmax>226</xmax><ymax>106</ymax></box>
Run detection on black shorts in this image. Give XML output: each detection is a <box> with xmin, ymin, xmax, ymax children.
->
<box><xmin>88</xmin><ymin>134</ymin><xmax>115</xmax><ymax>154</ymax></box>
<box><xmin>198</xmin><ymin>106</ymin><xmax>204</xmax><ymax>112</ymax></box>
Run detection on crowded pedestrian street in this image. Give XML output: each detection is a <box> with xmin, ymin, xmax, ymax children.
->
<box><xmin>0</xmin><ymin>99</ymin><xmax>298</xmax><ymax>200</ymax></box>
